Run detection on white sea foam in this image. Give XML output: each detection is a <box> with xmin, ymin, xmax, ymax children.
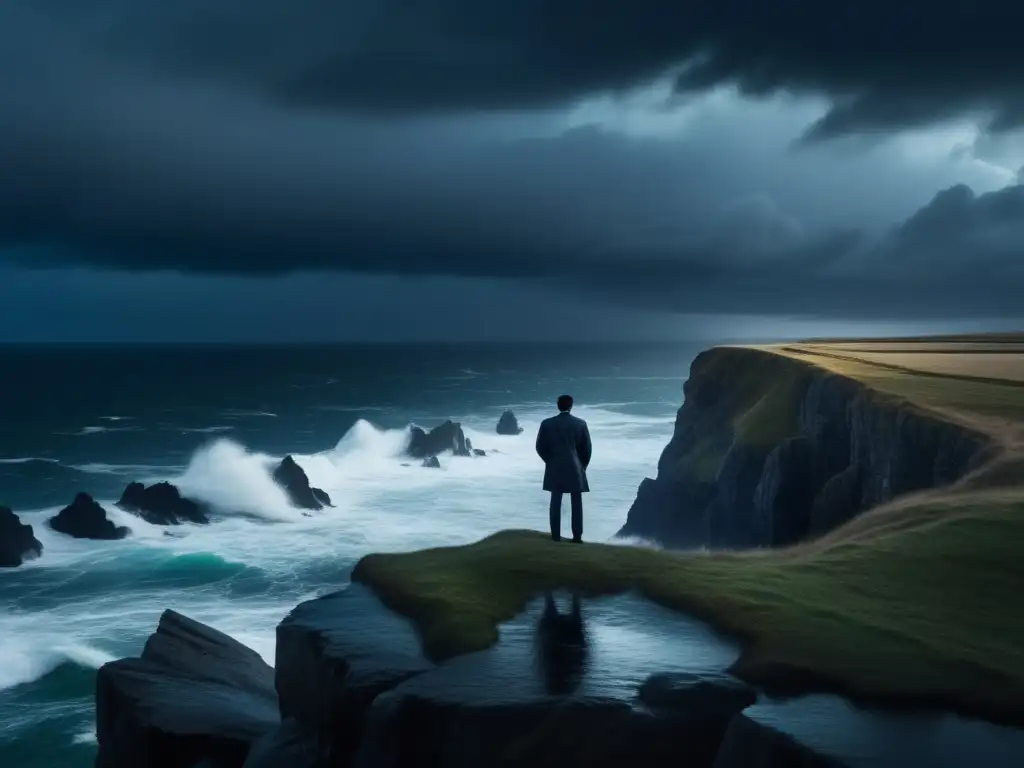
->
<box><xmin>0</xmin><ymin>404</ymin><xmax>673</xmax><ymax>703</ymax></box>
<box><xmin>0</xmin><ymin>637</ymin><xmax>115</xmax><ymax>692</ymax></box>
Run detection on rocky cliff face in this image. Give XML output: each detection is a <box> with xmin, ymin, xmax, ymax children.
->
<box><xmin>618</xmin><ymin>347</ymin><xmax>992</xmax><ymax>549</ymax></box>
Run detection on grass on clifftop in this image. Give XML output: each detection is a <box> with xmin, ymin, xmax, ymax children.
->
<box><xmin>352</xmin><ymin>495</ymin><xmax>1024</xmax><ymax>722</ymax></box>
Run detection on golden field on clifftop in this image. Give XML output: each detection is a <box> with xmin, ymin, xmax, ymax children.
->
<box><xmin>772</xmin><ymin>334</ymin><xmax>1024</xmax><ymax>431</ymax></box>
<box><xmin>352</xmin><ymin>334</ymin><xmax>1024</xmax><ymax>723</ymax></box>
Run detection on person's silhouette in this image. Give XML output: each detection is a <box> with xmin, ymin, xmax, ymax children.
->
<box><xmin>534</xmin><ymin>591</ymin><xmax>588</xmax><ymax>696</ymax></box>
<box><xmin>535</xmin><ymin>394</ymin><xmax>592</xmax><ymax>542</ymax></box>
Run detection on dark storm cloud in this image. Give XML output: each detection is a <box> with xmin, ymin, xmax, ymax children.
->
<box><xmin>578</xmin><ymin>181</ymin><xmax>1024</xmax><ymax>317</ymax></box>
<box><xmin>87</xmin><ymin>0</ymin><xmax>1024</xmax><ymax>137</ymax></box>
<box><xmin>1</xmin><ymin>2</ymin><xmax>1023</xmax><ymax>322</ymax></box>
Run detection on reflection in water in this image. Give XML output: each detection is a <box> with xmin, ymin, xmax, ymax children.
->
<box><xmin>534</xmin><ymin>591</ymin><xmax>589</xmax><ymax>695</ymax></box>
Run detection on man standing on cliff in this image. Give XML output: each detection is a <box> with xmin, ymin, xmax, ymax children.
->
<box><xmin>535</xmin><ymin>394</ymin><xmax>592</xmax><ymax>543</ymax></box>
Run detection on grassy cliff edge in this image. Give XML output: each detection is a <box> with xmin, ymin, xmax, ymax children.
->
<box><xmin>352</xmin><ymin>340</ymin><xmax>1024</xmax><ymax>724</ymax></box>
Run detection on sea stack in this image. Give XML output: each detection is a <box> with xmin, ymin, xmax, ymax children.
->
<box><xmin>48</xmin><ymin>493</ymin><xmax>130</xmax><ymax>540</ymax></box>
<box><xmin>272</xmin><ymin>456</ymin><xmax>332</xmax><ymax>510</ymax></box>
<box><xmin>496</xmin><ymin>410</ymin><xmax>524</xmax><ymax>435</ymax></box>
<box><xmin>0</xmin><ymin>506</ymin><xmax>43</xmax><ymax>567</ymax></box>
<box><xmin>116</xmin><ymin>481</ymin><xmax>210</xmax><ymax>525</ymax></box>
<box><xmin>406</xmin><ymin>421</ymin><xmax>471</xmax><ymax>458</ymax></box>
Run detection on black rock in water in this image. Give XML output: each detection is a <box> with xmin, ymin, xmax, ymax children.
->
<box><xmin>406</xmin><ymin>420</ymin><xmax>471</xmax><ymax>458</ymax></box>
<box><xmin>638</xmin><ymin>672</ymin><xmax>757</xmax><ymax>718</ymax></box>
<box><xmin>272</xmin><ymin>455</ymin><xmax>332</xmax><ymax>510</ymax></box>
<box><xmin>96</xmin><ymin>610</ymin><xmax>279</xmax><ymax>768</ymax></box>
<box><xmin>496</xmin><ymin>409</ymin><xmax>524</xmax><ymax>435</ymax></box>
<box><xmin>422</xmin><ymin>456</ymin><xmax>441</xmax><ymax>469</ymax></box>
<box><xmin>472</xmin><ymin>448</ymin><xmax>487</xmax><ymax>457</ymax></box>
<box><xmin>116</xmin><ymin>481</ymin><xmax>210</xmax><ymax>525</ymax></box>
<box><xmin>311</xmin><ymin>487</ymin><xmax>332</xmax><ymax>508</ymax></box>
<box><xmin>0</xmin><ymin>506</ymin><xmax>43</xmax><ymax>567</ymax></box>
<box><xmin>48</xmin><ymin>493</ymin><xmax>130</xmax><ymax>540</ymax></box>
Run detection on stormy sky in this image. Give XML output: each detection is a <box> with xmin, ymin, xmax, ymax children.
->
<box><xmin>2</xmin><ymin>1</ymin><xmax>1024</xmax><ymax>341</ymax></box>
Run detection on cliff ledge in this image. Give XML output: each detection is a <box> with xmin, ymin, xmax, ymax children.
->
<box><xmin>619</xmin><ymin>336</ymin><xmax>1024</xmax><ymax>548</ymax></box>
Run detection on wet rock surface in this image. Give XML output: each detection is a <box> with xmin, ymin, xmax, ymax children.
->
<box><xmin>272</xmin><ymin>456</ymin><xmax>331</xmax><ymax>510</ymax></box>
<box><xmin>638</xmin><ymin>671</ymin><xmax>757</xmax><ymax>718</ymax></box>
<box><xmin>421</xmin><ymin>456</ymin><xmax>441</xmax><ymax>469</ymax></box>
<box><xmin>48</xmin><ymin>492</ymin><xmax>130</xmax><ymax>540</ymax></box>
<box><xmin>95</xmin><ymin>610</ymin><xmax>279</xmax><ymax>768</ymax></box>
<box><xmin>0</xmin><ymin>505</ymin><xmax>42</xmax><ymax>567</ymax></box>
<box><xmin>94</xmin><ymin>590</ymin><xmax>1024</xmax><ymax>767</ymax></box>
<box><xmin>275</xmin><ymin>585</ymin><xmax>434</xmax><ymax>765</ymax></box>
<box><xmin>116</xmin><ymin>481</ymin><xmax>210</xmax><ymax>525</ymax></box>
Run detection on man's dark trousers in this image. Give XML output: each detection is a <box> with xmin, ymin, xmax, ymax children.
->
<box><xmin>549</xmin><ymin>491</ymin><xmax>583</xmax><ymax>541</ymax></box>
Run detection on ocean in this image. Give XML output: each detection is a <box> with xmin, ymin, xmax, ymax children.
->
<box><xmin>0</xmin><ymin>342</ymin><xmax>699</xmax><ymax>767</ymax></box>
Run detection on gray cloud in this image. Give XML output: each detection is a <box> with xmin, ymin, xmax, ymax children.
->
<box><xmin>2</xmin><ymin>2</ymin><xmax>1024</xmax><ymax>324</ymax></box>
<box><xmin>63</xmin><ymin>0</ymin><xmax>1024</xmax><ymax>138</ymax></box>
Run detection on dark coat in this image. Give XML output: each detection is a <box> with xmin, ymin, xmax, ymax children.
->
<box><xmin>536</xmin><ymin>411</ymin><xmax>592</xmax><ymax>493</ymax></box>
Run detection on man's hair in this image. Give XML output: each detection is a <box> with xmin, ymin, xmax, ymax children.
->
<box><xmin>557</xmin><ymin>394</ymin><xmax>574</xmax><ymax>412</ymax></box>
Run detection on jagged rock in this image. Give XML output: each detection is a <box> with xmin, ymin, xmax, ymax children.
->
<box><xmin>638</xmin><ymin>672</ymin><xmax>757</xmax><ymax>719</ymax></box>
<box><xmin>116</xmin><ymin>481</ymin><xmax>210</xmax><ymax>525</ymax></box>
<box><xmin>275</xmin><ymin>586</ymin><xmax>434</xmax><ymax>766</ymax></box>
<box><xmin>496</xmin><ymin>410</ymin><xmax>524</xmax><ymax>435</ymax></box>
<box><xmin>711</xmin><ymin>713</ymin><xmax>844</xmax><ymax>767</ymax></box>
<box><xmin>405</xmin><ymin>421</ymin><xmax>471</xmax><ymax>458</ymax></box>
<box><xmin>0</xmin><ymin>506</ymin><xmax>43</xmax><ymax>567</ymax></box>
<box><xmin>421</xmin><ymin>456</ymin><xmax>441</xmax><ymax>469</ymax></box>
<box><xmin>242</xmin><ymin>719</ymin><xmax>328</xmax><ymax>768</ymax></box>
<box><xmin>95</xmin><ymin>610</ymin><xmax>279</xmax><ymax>768</ymax></box>
<box><xmin>352</xmin><ymin>650</ymin><xmax>739</xmax><ymax>768</ymax></box>
<box><xmin>272</xmin><ymin>456</ymin><xmax>331</xmax><ymax>510</ymax></box>
<box><xmin>472</xmin><ymin>448</ymin><xmax>487</xmax><ymax>457</ymax></box>
<box><xmin>48</xmin><ymin>493</ymin><xmax>130</xmax><ymax>540</ymax></box>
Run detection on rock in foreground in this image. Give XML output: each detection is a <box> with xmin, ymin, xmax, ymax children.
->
<box><xmin>496</xmin><ymin>410</ymin><xmax>524</xmax><ymax>435</ymax></box>
<box><xmin>116</xmin><ymin>482</ymin><xmax>210</xmax><ymax>525</ymax></box>
<box><xmin>275</xmin><ymin>586</ymin><xmax>434</xmax><ymax>765</ymax></box>
<box><xmin>242</xmin><ymin>719</ymin><xmax>327</xmax><ymax>768</ymax></box>
<box><xmin>272</xmin><ymin>456</ymin><xmax>332</xmax><ymax>510</ymax></box>
<box><xmin>711</xmin><ymin>713</ymin><xmax>843</xmax><ymax>767</ymax></box>
<box><xmin>96</xmin><ymin>610</ymin><xmax>279</xmax><ymax>768</ymax></box>
<box><xmin>406</xmin><ymin>421</ymin><xmax>471</xmax><ymax>458</ymax></box>
<box><xmin>354</xmin><ymin>655</ymin><xmax>753</xmax><ymax>768</ymax></box>
<box><xmin>638</xmin><ymin>672</ymin><xmax>758</xmax><ymax>718</ymax></box>
<box><xmin>0</xmin><ymin>506</ymin><xmax>43</xmax><ymax>567</ymax></box>
<box><xmin>48</xmin><ymin>493</ymin><xmax>130</xmax><ymax>540</ymax></box>
<box><xmin>421</xmin><ymin>456</ymin><xmax>441</xmax><ymax>469</ymax></box>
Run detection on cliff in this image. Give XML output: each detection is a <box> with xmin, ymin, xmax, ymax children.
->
<box><xmin>618</xmin><ymin>343</ymin><xmax>1003</xmax><ymax>548</ymax></box>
